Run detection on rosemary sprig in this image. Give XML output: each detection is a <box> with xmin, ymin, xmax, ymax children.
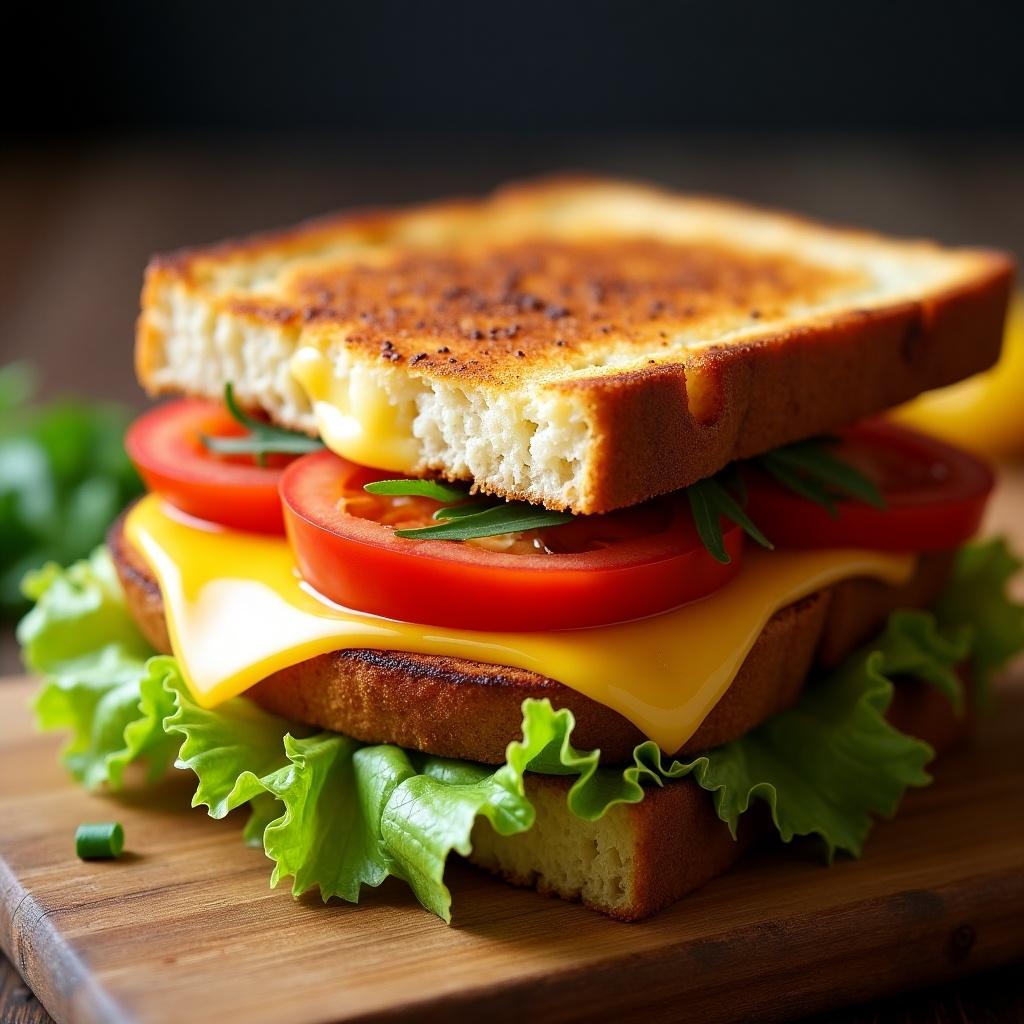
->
<box><xmin>201</xmin><ymin>383</ymin><xmax>324</xmax><ymax>465</ymax></box>
<box><xmin>394</xmin><ymin>503</ymin><xmax>573</xmax><ymax>541</ymax></box>
<box><xmin>432</xmin><ymin>498</ymin><xmax>498</xmax><ymax>520</ymax></box>
<box><xmin>364</xmin><ymin>478</ymin><xmax>470</xmax><ymax>502</ymax></box>
<box><xmin>367</xmin><ymin>437</ymin><xmax>883</xmax><ymax>554</ymax></box>
<box><xmin>365</xmin><ymin>479</ymin><xmax>572</xmax><ymax>541</ymax></box>
<box><xmin>687</xmin><ymin>478</ymin><xmax>773</xmax><ymax>564</ymax></box>
<box><xmin>756</xmin><ymin>438</ymin><xmax>885</xmax><ymax>517</ymax></box>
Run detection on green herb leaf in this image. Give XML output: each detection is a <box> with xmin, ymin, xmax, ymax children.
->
<box><xmin>686</xmin><ymin>478</ymin><xmax>774</xmax><ymax>564</ymax></box>
<box><xmin>758</xmin><ymin>438</ymin><xmax>886</xmax><ymax>514</ymax></box>
<box><xmin>364</xmin><ymin>478</ymin><xmax>470</xmax><ymax>502</ymax></box>
<box><xmin>432</xmin><ymin>498</ymin><xmax>497</xmax><ymax>520</ymax></box>
<box><xmin>759</xmin><ymin>455</ymin><xmax>840</xmax><ymax>515</ymax></box>
<box><xmin>367</xmin><ymin>477</ymin><xmax>570</xmax><ymax>541</ymax></box>
<box><xmin>0</xmin><ymin>366</ymin><xmax>144</xmax><ymax>619</ymax></box>
<box><xmin>686</xmin><ymin>479</ymin><xmax>730</xmax><ymax>563</ymax></box>
<box><xmin>201</xmin><ymin>383</ymin><xmax>323</xmax><ymax>464</ymax></box>
<box><xmin>395</xmin><ymin>503</ymin><xmax>573</xmax><ymax>541</ymax></box>
<box><xmin>202</xmin><ymin>434</ymin><xmax>326</xmax><ymax>457</ymax></box>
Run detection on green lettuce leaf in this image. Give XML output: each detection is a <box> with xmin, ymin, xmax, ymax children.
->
<box><xmin>934</xmin><ymin>538</ymin><xmax>1024</xmax><ymax>707</ymax></box>
<box><xmin>20</xmin><ymin>549</ymin><xmax>176</xmax><ymax>788</ymax></box>
<box><xmin>487</xmin><ymin>611</ymin><xmax>950</xmax><ymax>858</ymax></box>
<box><xmin>162</xmin><ymin>678</ymin><xmax>545</xmax><ymax>920</ymax></box>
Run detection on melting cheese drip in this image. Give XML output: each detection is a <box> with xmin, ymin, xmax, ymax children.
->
<box><xmin>290</xmin><ymin>346</ymin><xmax>419</xmax><ymax>472</ymax></box>
<box><xmin>125</xmin><ymin>495</ymin><xmax>914</xmax><ymax>753</ymax></box>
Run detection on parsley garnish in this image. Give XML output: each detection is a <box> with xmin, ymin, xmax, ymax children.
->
<box><xmin>201</xmin><ymin>383</ymin><xmax>323</xmax><ymax>464</ymax></box>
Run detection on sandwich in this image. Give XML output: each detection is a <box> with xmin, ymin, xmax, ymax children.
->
<box><xmin>20</xmin><ymin>177</ymin><xmax>1024</xmax><ymax>921</ymax></box>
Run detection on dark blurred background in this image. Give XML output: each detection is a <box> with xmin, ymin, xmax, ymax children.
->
<box><xmin>10</xmin><ymin>1</ymin><xmax>1024</xmax><ymax>139</ymax></box>
<box><xmin>4</xmin><ymin>0</ymin><xmax>1024</xmax><ymax>400</ymax></box>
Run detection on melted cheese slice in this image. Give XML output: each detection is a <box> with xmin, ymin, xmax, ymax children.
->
<box><xmin>290</xmin><ymin>347</ymin><xmax>420</xmax><ymax>473</ymax></box>
<box><xmin>125</xmin><ymin>495</ymin><xmax>914</xmax><ymax>753</ymax></box>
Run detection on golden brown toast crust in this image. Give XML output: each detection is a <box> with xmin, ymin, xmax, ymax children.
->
<box><xmin>108</xmin><ymin>515</ymin><xmax>952</xmax><ymax>764</ymax></box>
<box><xmin>137</xmin><ymin>176</ymin><xmax>1015</xmax><ymax>514</ymax></box>
<box><xmin>200</xmin><ymin>237</ymin><xmax>860</xmax><ymax>388</ymax></box>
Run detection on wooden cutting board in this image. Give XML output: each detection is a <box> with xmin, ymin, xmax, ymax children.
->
<box><xmin>0</xmin><ymin>673</ymin><xmax>1022</xmax><ymax>1024</ymax></box>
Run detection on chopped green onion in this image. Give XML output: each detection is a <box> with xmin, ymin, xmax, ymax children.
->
<box><xmin>75</xmin><ymin>822</ymin><xmax>124</xmax><ymax>860</ymax></box>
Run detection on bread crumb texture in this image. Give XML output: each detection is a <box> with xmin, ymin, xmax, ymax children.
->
<box><xmin>138</xmin><ymin>177</ymin><xmax>1013</xmax><ymax>511</ymax></box>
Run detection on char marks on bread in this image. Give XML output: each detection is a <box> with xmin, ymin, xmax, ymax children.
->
<box><xmin>136</xmin><ymin>176</ymin><xmax>1014</xmax><ymax>513</ymax></box>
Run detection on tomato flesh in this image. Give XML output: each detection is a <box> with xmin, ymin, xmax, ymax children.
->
<box><xmin>125</xmin><ymin>399</ymin><xmax>290</xmax><ymax>534</ymax></box>
<box><xmin>280</xmin><ymin>450</ymin><xmax>744</xmax><ymax>631</ymax></box>
<box><xmin>743</xmin><ymin>420</ymin><xmax>994</xmax><ymax>552</ymax></box>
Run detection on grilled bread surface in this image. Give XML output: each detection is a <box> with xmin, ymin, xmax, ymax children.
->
<box><xmin>110</xmin><ymin>515</ymin><xmax>952</xmax><ymax>764</ymax></box>
<box><xmin>137</xmin><ymin>176</ymin><xmax>1013</xmax><ymax>513</ymax></box>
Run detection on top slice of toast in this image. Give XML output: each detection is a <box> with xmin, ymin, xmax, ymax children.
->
<box><xmin>137</xmin><ymin>176</ymin><xmax>1014</xmax><ymax>513</ymax></box>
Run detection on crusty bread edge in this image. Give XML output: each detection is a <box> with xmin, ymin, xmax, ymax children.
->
<box><xmin>573</xmin><ymin>263</ymin><xmax>1013</xmax><ymax>511</ymax></box>
<box><xmin>135</xmin><ymin>175</ymin><xmax>1015</xmax><ymax>514</ymax></box>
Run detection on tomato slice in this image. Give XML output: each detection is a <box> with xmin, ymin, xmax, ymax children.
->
<box><xmin>743</xmin><ymin>420</ymin><xmax>994</xmax><ymax>552</ymax></box>
<box><xmin>126</xmin><ymin>399</ymin><xmax>290</xmax><ymax>534</ymax></box>
<box><xmin>280</xmin><ymin>450</ymin><xmax>744</xmax><ymax>631</ymax></box>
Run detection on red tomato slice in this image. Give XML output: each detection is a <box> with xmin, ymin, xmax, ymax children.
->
<box><xmin>743</xmin><ymin>420</ymin><xmax>994</xmax><ymax>552</ymax></box>
<box><xmin>280</xmin><ymin>450</ymin><xmax>744</xmax><ymax>631</ymax></box>
<box><xmin>125</xmin><ymin>399</ymin><xmax>290</xmax><ymax>534</ymax></box>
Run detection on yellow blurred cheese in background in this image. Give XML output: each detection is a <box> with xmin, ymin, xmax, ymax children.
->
<box><xmin>894</xmin><ymin>296</ymin><xmax>1024</xmax><ymax>460</ymax></box>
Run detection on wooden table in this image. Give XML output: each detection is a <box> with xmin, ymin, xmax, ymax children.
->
<box><xmin>1</xmin><ymin>137</ymin><xmax>1022</xmax><ymax>1022</ymax></box>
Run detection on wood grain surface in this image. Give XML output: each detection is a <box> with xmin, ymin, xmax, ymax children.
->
<box><xmin>0</xmin><ymin>666</ymin><xmax>1022</xmax><ymax>1024</ymax></box>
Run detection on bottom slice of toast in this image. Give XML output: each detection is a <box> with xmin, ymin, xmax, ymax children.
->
<box><xmin>468</xmin><ymin>774</ymin><xmax>750</xmax><ymax>921</ymax></box>
<box><xmin>467</xmin><ymin>680</ymin><xmax>967</xmax><ymax>920</ymax></box>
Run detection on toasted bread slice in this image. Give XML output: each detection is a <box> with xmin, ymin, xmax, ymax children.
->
<box><xmin>468</xmin><ymin>679</ymin><xmax>969</xmax><ymax>920</ymax></box>
<box><xmin>109</xmin><ymin>514</ymin><xmax>952</xmax><ymax>764</ymax></box>
<box><xmin>137</xmin><ymin>177</ymin><xmax>1013</xmax><ymax>513</ymax></box>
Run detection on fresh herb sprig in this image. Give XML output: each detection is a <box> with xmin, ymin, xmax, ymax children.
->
<box><xmin>687</xmin><ymin>437</ymin><xmax>886</xmax><ymax>564</ymax></box>
<box><xmin>201</xmin><ymin>383</ymin><xmax>323</xmax><ymax>464</ymax></box>
<box><xmin>686</xmin><ymin>477</ymin><xmax>773</xmax><ymax>563</ymax></box>
<box><xmin>397</xmin><ymin>503</ymin><xmax>574</xmax><ymax>541</ymax></box>
<box><xmin>365</xmin><ymin>436</ymin><xmax>883</xmax><ymax>555</ymax></box>
<box><xmin>364</xmin><ymin>478</ymin><xmax>469</xmax><ymax>502</ymax></box>
<box><xmin>756</xmin><ymin>438</ymin><xmax>886</xmax><ymax>517</ymax></box>
<box><xmin>364</xmin><ymin>478</ymin><xmax>572</xmax><ymax>541</ymax></box>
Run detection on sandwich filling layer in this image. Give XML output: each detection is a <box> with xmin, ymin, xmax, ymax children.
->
<box><xmin>124</xmin><ymin>493</ymin><xmax>912</xmax><ymax>753</ymax></box>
